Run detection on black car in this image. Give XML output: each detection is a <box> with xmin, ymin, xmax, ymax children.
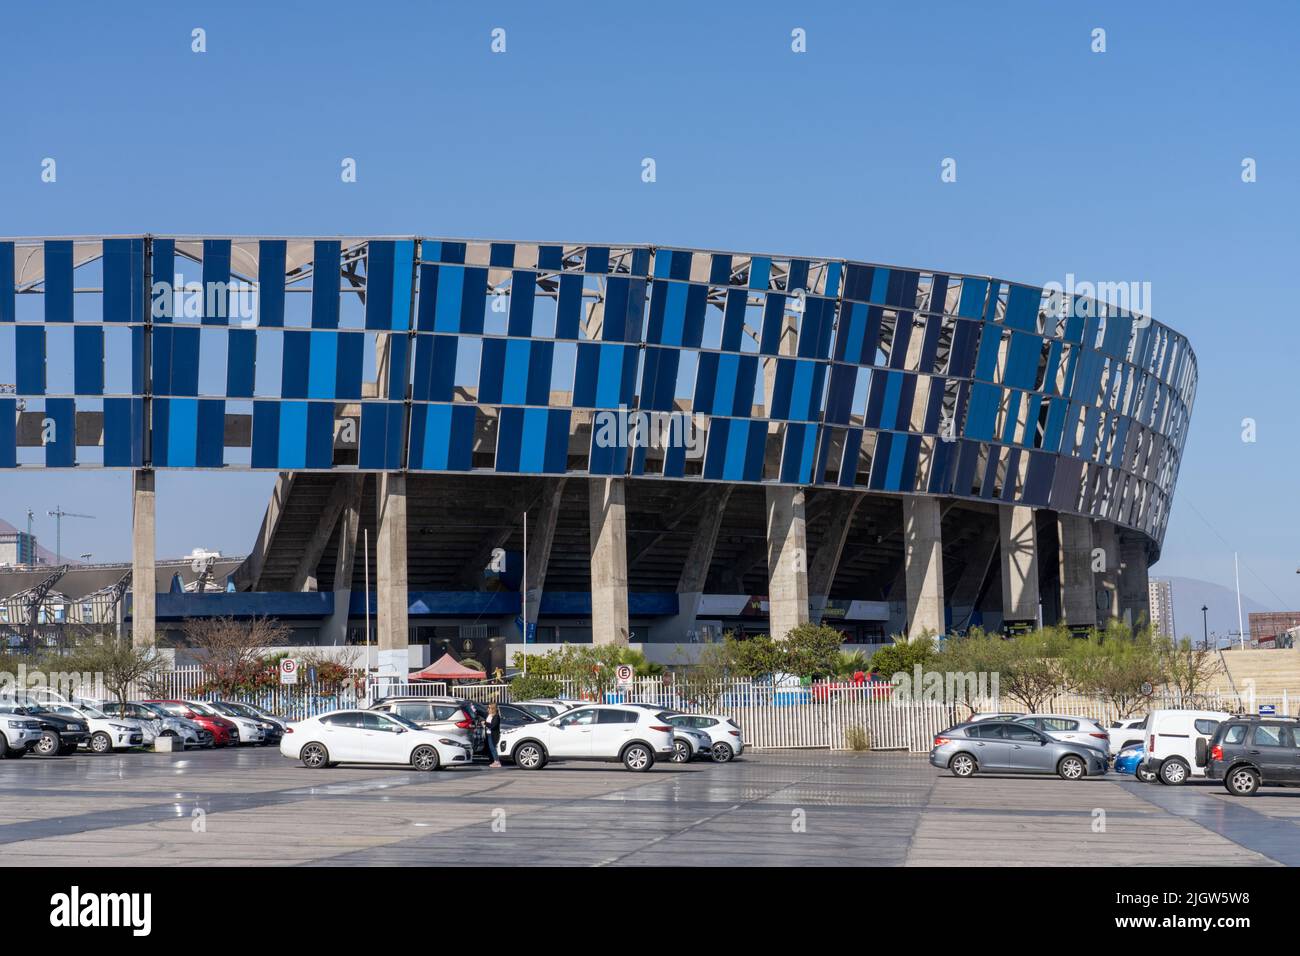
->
<box><xmin>0</xmin><ymin>702</ymin><xmax>88</xmax><ymax>756</ymax></box>
<box><xmin>1206</xmin><ymin>716</ymin><xmax>1300</xmax><ymax>796</ymax></box>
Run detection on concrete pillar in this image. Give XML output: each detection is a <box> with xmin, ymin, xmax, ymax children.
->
<box><xmin>652</xmin><ymin>486</ymin><xmax>731</xmax><ymax>641</ymax></box>
<box><xmin>131</xmin><ymin>469</ymin><xmax>156</xmax><ymax>648</ymax></box>
<box><xmin>321</xmin><ymin>475</ymin><xmax>363</xmax><ymax>645</ymax></box>
<box><xmin>589</xmin><ymin>477</ymin><xmax>630</xmax><ymax>645</ymax></box>
<box><xmin>1119</xmin><ymin>535</ymin><xmax>1151</xmax><ymax>629</ymax></box>
<box><xmin>766</xmin><ymin>486</ymin><xmax>809</xmax><ymax>640</ymax></box>
<box><xmin>1093</xmin><ymin>520</ymin><xmax>1121</xmax><ymax>622</ymax></box>
<box><xmin>999</xmin><ymin>505</ymin><xmax>1040</xmax><ymax>627</ymax></box>
<box><xmin>375</xmin><ymin>473</ymin><xmax>409</xmax><ymax>673</ymax></box>
<box><xmin>808</xmin><ymin>492</ymin><xmax>864</xmax><ymax>623</ymax></box>
<box><xmin>524</xmin><ymin>478</ymin><xmax>566</xmax><ymax>638</ymax></box>
<box><xmin>903</xmin><ymin>497</ymin><xmax>945</xmax><ymax>639</ymax></box>
<box><xmin>1057</xmin><ymin>514</ymin><xmax>1097</xmax><ymax>631</ymax></box>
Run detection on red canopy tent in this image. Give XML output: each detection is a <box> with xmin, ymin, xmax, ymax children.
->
<box><xmin>407</xmin><ymin>652</ymin><xmax>486</xmax><ymax>682</ymax></box>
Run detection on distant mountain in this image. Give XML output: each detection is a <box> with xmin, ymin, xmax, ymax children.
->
<box><xmin>1160</xmin><ymin>576</ymin><xmax>1272</xmax><ymax>645</ymax></box>
<box><xmin>0</xmin><ymin>518</ymin><xmax>72</xmax><ymax>566</ymax></box>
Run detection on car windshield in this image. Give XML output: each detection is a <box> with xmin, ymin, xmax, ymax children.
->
<box><xmin>77</xmin><ymin>706</ymin><xmax>109</xmax><ymax>719</ymax></box>
<box><xmin>208</xmin><ymin>702</ymin><xmax>240</xmax><ymax>716</ymax></box>
<box><xmin>138</xmin><ymin>703</ymin><xmax>169</xmax><ymax>718</ymax></box>
<box><xmin>222</xmin><ymin>702</ymin><xmax>257</xmax><ymax>717</ymax></box>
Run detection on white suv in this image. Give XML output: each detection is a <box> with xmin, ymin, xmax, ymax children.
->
<box><xmin>667</xmin><ymin>713</ymin><xmax>745</xmax><ymax>762</ymax></box>
<box><xmin>498</xmin><ymin>704</ymin><xmax>674</xmax><ymax>771</ymax></box>
<box><xmin>0</xmin><ymin>710</ymin><xmax>43</xmax><ymax>757</ymax></box>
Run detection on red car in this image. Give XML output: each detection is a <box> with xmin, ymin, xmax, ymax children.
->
<box><xmin>144</xmin><ymin>699</ymin><xmax>240</xmax><ymax>747</ymax></box>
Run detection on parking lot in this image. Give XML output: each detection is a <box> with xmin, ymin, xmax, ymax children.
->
<box><xmin>0</xmin><ymin>747</ymin><xmax>1295</xmax><ymax>866</ymax></box>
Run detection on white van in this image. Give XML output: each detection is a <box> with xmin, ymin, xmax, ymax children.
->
<box><xmin>1137</xmin><ymin>709</ymin><xmax>1232</xmax><ymax>785</ymax></box>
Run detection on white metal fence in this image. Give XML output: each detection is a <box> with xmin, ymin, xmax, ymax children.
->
<box><xmin>85</xmin><ymin>669</ymin><xmax>1300</xmax><ymax>753</ymax></box>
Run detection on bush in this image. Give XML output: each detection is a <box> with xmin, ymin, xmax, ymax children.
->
<box><xmin>844</xmin><ymin>725</ymin><xmax>871</xmax><ymax>751</ymax></box>
<box><xmin>868</xmin><ymin>633</ymin><xmax>936</xmax><ymax>678</ymax></box>
<box><xmin>510</xmin><ymin>673</ymin><xmax>562</xmax><ymax>701</ymax></box>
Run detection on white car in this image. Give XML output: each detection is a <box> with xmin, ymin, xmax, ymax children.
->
<box><xmin>186</xmin><ymin>700</ymin><xmax>265</xmax><ymax>745</ymax></box>
<box><xmin>45</xmin><ymin>703</ymin><xmax>145</xmax><ymax>753</ymax></box>
<box><xmin>514</xmin><ymin>698</ymin><xmax>585</xmax><ymax>720</ymax></box>
<box><xmin>1015</xmin><ymin>714</ymin><xmax>1111</xmax><ymax>754</ymax></box>
<box><xmin>497</xmin><ymin>704</ymin><xmax>675</xmax><ymax>771</ymax></box>
<box><xmin>1108</xmin><ymin>716</ymin><xmax>1148</xmax><ymax>757</ymax></box>
<box><xmin>0</xmin><ymin>708</ymin><xmax>43</xmax><ymax>757</ymax></box>
<box><xmin>666</xmin><ymin>713</ymin><xmax>745</xmax><ymax>762</ymax></box>
<box><xmin>1138</xmin><ymin>709</ymin><xmax>1232</xmax><ymax>785</ymax></box>
<box><xmin>281</xmin><ymin>709</ymin><xmax>472</xmax><ymax>771</ymax></box>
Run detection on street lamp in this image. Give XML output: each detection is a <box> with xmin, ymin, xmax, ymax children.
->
<box><xmin>1201</xmin><ymin>605</ymin><xmax>1209</xmax><ymax>649</ymax></box>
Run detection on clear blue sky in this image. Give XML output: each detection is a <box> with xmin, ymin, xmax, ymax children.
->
<box><xmin>1</xmin><ymin>1</ymin><xmax>1296</xmax><ymax>613</ymax></box>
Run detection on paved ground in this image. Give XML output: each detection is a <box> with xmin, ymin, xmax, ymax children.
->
<box><xmin>0</xmin><ymin>747</ymin><xmax>1292</xmax><ymax>866</ymax></box>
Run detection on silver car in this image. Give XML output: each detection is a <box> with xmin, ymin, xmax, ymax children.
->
<box><xmin>930</xmin><ymin>720</ymin><xmax>1108</xmax><ymax>780</ymax></box>
<box><xmin>1015</xmin><ymin>714</ymin><xmax>1111</xmax><ymax>755</ymax></box>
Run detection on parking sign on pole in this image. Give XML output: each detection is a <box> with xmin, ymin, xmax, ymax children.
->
<box><xmin>280</xmin><ymin>657</ymin><xmax>300</xmax><ymax>685</ymax></box>
<box><xmin>615</xmin><ymin>664</ymin><xmax>634</xmax><ymax>687</ymax></box>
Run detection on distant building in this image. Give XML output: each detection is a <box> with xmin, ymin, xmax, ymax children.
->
<box><xmin>0</xmin><ymin>530</ymin><xmax>37</xmax><ymax>567</ymax></box>
<box><xmin>1148</xmin><ymin>579</ymin><xmax>1176</xmax><ymax>640</ymax></box>
<box><xmin>1248</xmin><ymin>611</ymin><xmax>1300</xmax><ymax>648</ymax></box>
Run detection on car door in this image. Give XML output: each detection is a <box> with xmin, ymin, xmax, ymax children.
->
<box><xmin>362</xmin><ymin>712</ymin><xmax>412</xmax><ymax>763</ymax></box>
<box><xmin>1248</xmin><ymin>723</ymin><xmax>1292</xmax><ymax>782</ymax></box>
<box><xmin>965</xmin><ymin>723</ymin><xmax>1010</xmax><ymax>770</ymax></box>
<box><xmin>591</xmin><ymin>708</ymin><xmax>638</xmax><ymax>756</ymax></box>
<box><xmin>316</xmin><ymin>713</ymin><xmax>362</xmax><ymax>761</ymax></box>
<box><xmin>548</xmin><ymin>707</ymin><xmax>597</xmax><ymax>757</ymax></box>
<box><xmin>1005</xmin><ymin>722</ymin><xmax>1056</xmax><ymax>772</ymax></box>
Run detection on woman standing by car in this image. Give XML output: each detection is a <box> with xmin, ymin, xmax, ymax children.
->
<box><xmin>486</xmin><ymin>703</ymin><xmax>502</xmax><ymax>768</ymax></box>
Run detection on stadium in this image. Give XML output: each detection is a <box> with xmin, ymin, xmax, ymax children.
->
<box><xmin>0</xmin><ymin>236</ymin><xmax>1196</xmax><ymax>673</ymax></box>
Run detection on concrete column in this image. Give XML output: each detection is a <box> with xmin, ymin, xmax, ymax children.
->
<box><xmin>999</xmin><ymin>505</ymin><xmax>1040</xmax><ymax>627</ymax></box>
<box><xmin>1093</xmin><ymin>520</ymin><xmax>1121</xmax><ymax>622</ymax></box>
<box><xmin>375</xmin><ymin>473</ymin><xmax>409</xmax><ymax>673</ymax></box>
<box><xmin>321</xmin><ymin>475</ymin><xmax>363</xmax><ymax>645</ymax></box>
<box><xmin>903</xmin><ymin>497</ymin><xmax>945</xmax><ymax>639</ymax></box>
<box><xmin>1119</xmin><ymin>535</ymin><xmax>1151</xmax><ymax>628</ymax></box>
<box><xmin>589</xmin><ymin>478</ymin><xmax>630</xmax><ymax>645</ymax></box>
<box><xmin>766</xmin><ymin>486</ymin><xmax>809</xmax><ymax>640</ymax></box>
<box><xmin>1057</xmin><ymin>514</ymin><xmax>1097</xmax><ymax>631</ymax></box>
<box><xmin>652</xmin><ymin>486</ymin><xmax>732</xmax><ymax>641</ymax></box>
<box><xmin>131</xmin><ymin>469</ymin><xmax>156</xmax><ymax>648</ymax></box>
<box><xmin>808</xmin><ymin>492</ymin><xmax>864</xmax><ymax>623</ymax></box>
<box><xmin>524</xmin><ymin>478</ymin><xmax>566</xmax><ymax>637</ymax></box>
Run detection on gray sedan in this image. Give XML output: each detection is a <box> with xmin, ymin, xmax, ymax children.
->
<box><xmin>930</xmin><ymin>720</ymin><xmax>1108</xmax><ymax>780</ymax></box>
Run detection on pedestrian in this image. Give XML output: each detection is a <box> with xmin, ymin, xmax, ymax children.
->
<box><xmin>485</xmin><ymin>702</ymin><xmax>502</xmax><ymax>768</ymax></box>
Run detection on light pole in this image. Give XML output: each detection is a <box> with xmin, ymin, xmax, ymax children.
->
<box><xmin>1201</xmin><ymin>605</ymin><xmax>1209</xmax><ymax>649</ymax></box>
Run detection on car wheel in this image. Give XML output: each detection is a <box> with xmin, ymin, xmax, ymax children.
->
<box><xmin>34</xmin><ymin>731</ymin><xmax>61</xmax><ymax>757</ymax></box>
<box><xmin>300</xmin><ymin>742</ymin><xmax>330</xmax><ymax>769</ymax></box>
<box><xmin>1225</xmin><ymin>766</ymin><xmax>1260</xmax><ymax>796</ymax></box>
<box><xmin>89</xmin><ymin>732</ymin><xmax>113</xmax><ymax>754</ymax></box>
<box><xmin>671</xmin><ymin>740</ymin><xmax>691</xmax><ymax>763</ymax></box>
<box><xmin>515</xmin><ymin>741</ymin><xmax>546</xmax><ymax>770</ymax></box>
<box><xmin>410</xmin><ymin>745</ymin><xmax>440</xmax><ymax>772</ymax></box>
<box><xmin>623</xmin><ymin>744</ymin><xmax>653</xmax><ymax>771</ymax></box>
<box><xmin>949</xmin><ymin>753</ymin><xmax>976</xmax><ymax>777</ymax></box>
<box><xmin>1058</xmin><ymin>755</ymin><xmax>1086</xmax><ymax>780</ymax></box>
<box><xmin>711</xmin><ymin>742</ymin><xmax>735</xmax><ymax>763</ymax></box>
<box><xmin>1136</xmin><ymin>766</ymin><xmax>1158</xmax><ymax>783</ymax></box>
<box><xmin>2</xmin><ymin>745</ymin><xmax>24</xmax><ymax>758</ymax></box>
<box><xmin>1159</xmin><ymin>758</ymin><xmax>1189</xmax><ymax>786</ymax></box>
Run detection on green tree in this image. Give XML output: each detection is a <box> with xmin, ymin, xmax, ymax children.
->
<box><xmin>726</xmin><ymin>634</ymin><xmax>784</xmax><ymax>681</ymax></box>
<box><xmin>868</xmin><ymin>633</ymin><xmax>936</xmax><ymax>679</ymax></box>
<box><xmin>998</xmin><ymin>626</ymin><xmax>1072</xmax><ymax>713</ymax></box>
<box><xmin>510</xmin><ymin>672</ymin><xmax>562</xmax><ymax>700</ymax></box>
<box><xmin>781</xmin><ymin>623</ymin><xmax>845</xmax><ymax>678</ymax></box>
<box><xmin>932</xmin><ymin>628</ymin><xmax>1011</xmax><ymax>716</ymax></box>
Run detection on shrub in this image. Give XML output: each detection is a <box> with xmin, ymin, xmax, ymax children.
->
<box><xmin>844</xmin><ymin>725</ymin><xmax>871</xmax><ymax>751</ymax></box>
<box><xmin>510</xmin><ymin>673</ymin><xmax>562</xmax><ymax>701</ymax></box>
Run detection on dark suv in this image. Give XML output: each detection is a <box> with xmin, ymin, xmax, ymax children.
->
<box><xmin>1206</xmin><ymin>716</ymin><xmax>1300</xmax><ymax>796</ymax></box>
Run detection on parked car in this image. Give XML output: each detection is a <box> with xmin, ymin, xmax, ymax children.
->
<box><xmin>1113</xmin><ymin>743</ymin><xmax>1144</xmax><ymax>776</ymax></box>
<box><xmin>1108</xmin><ymin>716</ymin><xmax>1148</xmax><ymax>757</ymax></box>
<box><xmin>369</xmin><ymin>697</ymin><xmax>484</xmax><ymax>753</ymax></box>
<box><xmin>0</xmin><ymin>701</ymin><xmax>88</xmax><ymax>756</ymax></box>
<box><xmin>1015</xmin><ymin>714</ymin><xmax>1111</xmax><ymax>754</ymax></box>
<box><xmin>144</xmin><ymin>700</ymin><xmax>239</xmax><ymax>747</ymax></box>
<box><xmin>236</xmin><ymin>701</ymin><xmax>293</xmax><ymax>732</ymax></box>
<box><xmin>100</xmin><ymin>701</ymin><xmax>209</xmax><ymax>749</ymax></box>
<box><xmin>1206</xmin><ymin>716</ymin><xmax>1300</xmax><ymax>796</ymax></box>
<box><xmin>930</xmin><ymin>720</ymin><xmax>1108</xmax><ymax>779</ymax></box>
<box><xmin>212</xmin><ymin>701</ymin><xmax>283</xmax><ymax>745</ymax></box>
<box><xmin>281</xmin><ymin>710</ymin><xmax>472</xmax><ymax>771</ymax></box>
<box><xmin>44</xmin><ymin>703</ymin><xmax>145</xmax><ymax>753</ymax></box>
<box><xmin>666</xmin><ymin>713</ymin><xmax>745</xmax><ymax>762</ymax></box>
<box><xmin>0</xmin><ymin>704</ymin><xmax>45</xmax><ymax>757</ymax></box>
<box><xmin>497</xmin><ymin>704</ymin><xmax>675</xmax><ymax>771</ymax></box>
<box><xmin>514</xmin><ymin>699</ymin><xmax>584</xmax><ymax>720</ymax></box>
<box><xmin>185</xmin><ymin>700</ymin><xmax>265</xmax><ymax>746</ymax></box>
<box><xmin>1137</xmin><ymin>709</ymin><xmax>1231</xmax><ymax>785</ymax></box>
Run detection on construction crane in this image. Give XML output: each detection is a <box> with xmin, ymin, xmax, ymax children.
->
<box><xmin>47</xmin><ymin>506</ymin><xmax>95</xmax><ymax>565</ymax></box>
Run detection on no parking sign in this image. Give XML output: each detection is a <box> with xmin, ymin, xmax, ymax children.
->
<box><xmin>280</xmin><ymin>657</ymin><xmax>300</xmax><ymax>685</ymax></box>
